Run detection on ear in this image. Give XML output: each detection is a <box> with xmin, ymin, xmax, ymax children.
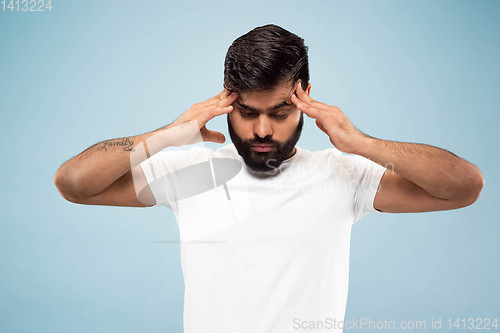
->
<box><xmin>305</xmin><ymin>83</ymin><xmax>311</xmax><ymax>95</ymax></box>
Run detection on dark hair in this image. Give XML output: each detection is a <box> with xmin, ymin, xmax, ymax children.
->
<box><xmin>224</xmin><ymin>24</ymin><xmax>309</xmax><ymax>93</ymax></box>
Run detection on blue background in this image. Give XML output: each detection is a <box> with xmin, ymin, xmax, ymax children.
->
<box><xmin>1</xmin><ymin>0</ymin><xmax>498</xmax><ymax>332</ymax></box>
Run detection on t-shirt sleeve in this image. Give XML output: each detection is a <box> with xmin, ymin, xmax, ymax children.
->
<box><xmin>139</xmin><ymin>151</ymin><xmax>177</xmax><ymax>210</ymax></box>
<box><xmin>139</xmin><ymin>146</ymin><xmax>215</xmax><ymax>210</ymax></box>
<box><xmin>351</xmin><ymin>155</ymin><xmax>387</xmax><ymax>223</ymax></box>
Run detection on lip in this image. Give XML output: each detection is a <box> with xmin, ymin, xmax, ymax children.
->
<box><xmin>251</xmin><ymin>144</ymin><xmax>274</xmax><ymax>152</ymax></box>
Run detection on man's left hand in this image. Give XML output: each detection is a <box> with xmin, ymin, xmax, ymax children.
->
<box><xmin>291</xmin><ymin>81</ymin><xmax>367</xmax><ymax>154</ymax></box>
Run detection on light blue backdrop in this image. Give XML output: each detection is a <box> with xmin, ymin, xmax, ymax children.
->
<box><xmin>1</xmin><ymin>0</ymin><xmax>498</xmax><ymax>332</ymax></box>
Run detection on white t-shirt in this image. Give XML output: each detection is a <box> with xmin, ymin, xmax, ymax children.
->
<box><xmin>140</xmin><ymin>143</ymin><xmax>387</xmax><ymax>333</ymax></box>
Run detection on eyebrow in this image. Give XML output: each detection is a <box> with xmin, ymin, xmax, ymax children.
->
<box><xmin>236</xmin><ymin>100</ymin><xmax>292</xmax><ymax>113</ymax></box>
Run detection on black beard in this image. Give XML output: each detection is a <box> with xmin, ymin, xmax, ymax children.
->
<box><xmin>227</xmin><ymin>112</ymin><xmax>304</xmax><ymax>172</ymax></box>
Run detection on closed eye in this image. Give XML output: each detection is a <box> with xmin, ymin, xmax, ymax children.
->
<box><xmin>273</xmin><ymin>114</ymin><xmax>288</xmax><ymax>119</ymax></box>
<box><xmin>239</xmin><ymin>109</ymin><xmax>288</xmax><ymax>120</ymax></box>
<box><xmin>239</xmin><ymin>110</ymin><xmax>257</xmax><ymax>118</ymax></box>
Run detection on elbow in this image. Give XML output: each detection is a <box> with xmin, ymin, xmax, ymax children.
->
<box><xmin>470</xmin><ymin>173</ymin><xmax>485</xmax><ymax>204</ymax></box>
<box><xmin>458</xmin><ymin>171</ymin><xmax>485</xmax><ymax>207</ymax></box>
<box><xmin>54</xmin><ymin>167</ymin><xmax>83</xmax><ymax>204</ymax></box>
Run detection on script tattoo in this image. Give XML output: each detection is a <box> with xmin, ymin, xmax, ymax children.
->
<box><xmin>97</xmin><ymin>138</ymin><xmax>135</xmax><ymax>152</ymax></box>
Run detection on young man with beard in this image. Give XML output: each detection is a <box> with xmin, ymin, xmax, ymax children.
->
<box><xmin>55</xmin><ymin>24</ymin><xmax>484</xmax><ymax>333</ymax></box>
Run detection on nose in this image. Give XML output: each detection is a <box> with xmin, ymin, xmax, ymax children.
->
<box><xmin>253</xmin><ymin>114</ymin><xmax>273</xmax><ymax>139</ymax></box>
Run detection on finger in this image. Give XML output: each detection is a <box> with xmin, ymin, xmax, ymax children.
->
<box><xmin>211</xmin><ymin>88</ymin><xmax>233</xmax><ymax>102</ymax></box>
<box><xmin>212</xmin><ymin>104</ymin><xmax>234</xmax><ymax>117</ymax></box>
<box><xmin>291</xmin><ymin>84</ymin><xmax>310</xmax><ymax>107</ymax></box>
<box><xmin>219</xmin><ymin>88</ymin><xmax>233</xmax><ymax>98</ymax></box>
<box><xmin>220</xmin><ymin>91</ymin><xmax>239</xmax><ymax>106</ymax></box>
<box><xmin>291</xmin><ymin>93</ymin><xmax>317</xmax><ymax>118</ymax></box>
<box><xmin>202</xmin><ymin>128</ymin><xmax>226</xmax><ymax>144</ymax></box>
<box><xmin>207</xmin><ymin>90</ymin><xmax>237</xmax><ymax>109</ymax></box>
<box><xmin>294</xmin><ymin>80</ymin><xmax>315</xmax><ymax>105</ymax></box>
<box><xmin>290</xmin><ymin>92</ymin><xmax>301</xmax><ymax>106</ymax></box>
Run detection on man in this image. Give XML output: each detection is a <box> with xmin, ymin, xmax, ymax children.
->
<box><xmin>54</xmin><ymin>24</ymin><xmax>484</xmax><ymax>332</ymax></box>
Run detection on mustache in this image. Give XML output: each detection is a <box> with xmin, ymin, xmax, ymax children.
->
<box><xmin>246</xmin><ymin>137</ymin><xmax>278</xmax><ymax>146</ymax></box>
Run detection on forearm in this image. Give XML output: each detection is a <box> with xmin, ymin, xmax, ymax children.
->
<box><xmin>55</xmin><ymin>120</ymin><xmax>200</xmax><ymax>198</ymax></box>
<box><xmin>354</xmin><ymin>136</ymin><xmax>484</xmax><ymax>201</ymax></box>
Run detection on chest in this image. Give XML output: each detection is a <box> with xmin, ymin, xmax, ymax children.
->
<box><xmin>174</xmin><ymin>169</ymin><xmax>354</xmax><ymax>243</ymax></box>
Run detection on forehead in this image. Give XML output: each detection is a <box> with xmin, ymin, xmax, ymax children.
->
<box><xmin>237</xmin><ymin>80</ymin><xmax>296</xmax><ymax>106</ymax></box>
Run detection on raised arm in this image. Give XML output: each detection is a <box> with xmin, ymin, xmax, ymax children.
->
<box><xmin>290</xmin><ymin>81</ymin><xmax>484</xmax><ymax>213</ymax></box>
<box><xmin>54</xmin><ymin>88</ymin><xmax>239</xmax><ymax>207</ymax></box>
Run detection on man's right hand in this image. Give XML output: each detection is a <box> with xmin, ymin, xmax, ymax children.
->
<box><xmin>54</xmin><ymin>87</ymin><xmax>239</xmax><ymax>207</ymax></box>
<box><xmin>171</xmin><ymin>88</ymin><xmax>239</xmax><ymax>144</ymax></box>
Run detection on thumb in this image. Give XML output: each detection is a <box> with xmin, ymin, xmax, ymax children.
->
<box><xmin>201</xmin><ymin>127</ymin><xmax>226</xmax><ymax>143</ymax></box>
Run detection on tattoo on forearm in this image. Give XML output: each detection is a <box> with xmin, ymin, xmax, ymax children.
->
<box><xmin>97</xmin><ymin>138</ymin><xmax>135</xmax><ymax>152</ymax></box>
